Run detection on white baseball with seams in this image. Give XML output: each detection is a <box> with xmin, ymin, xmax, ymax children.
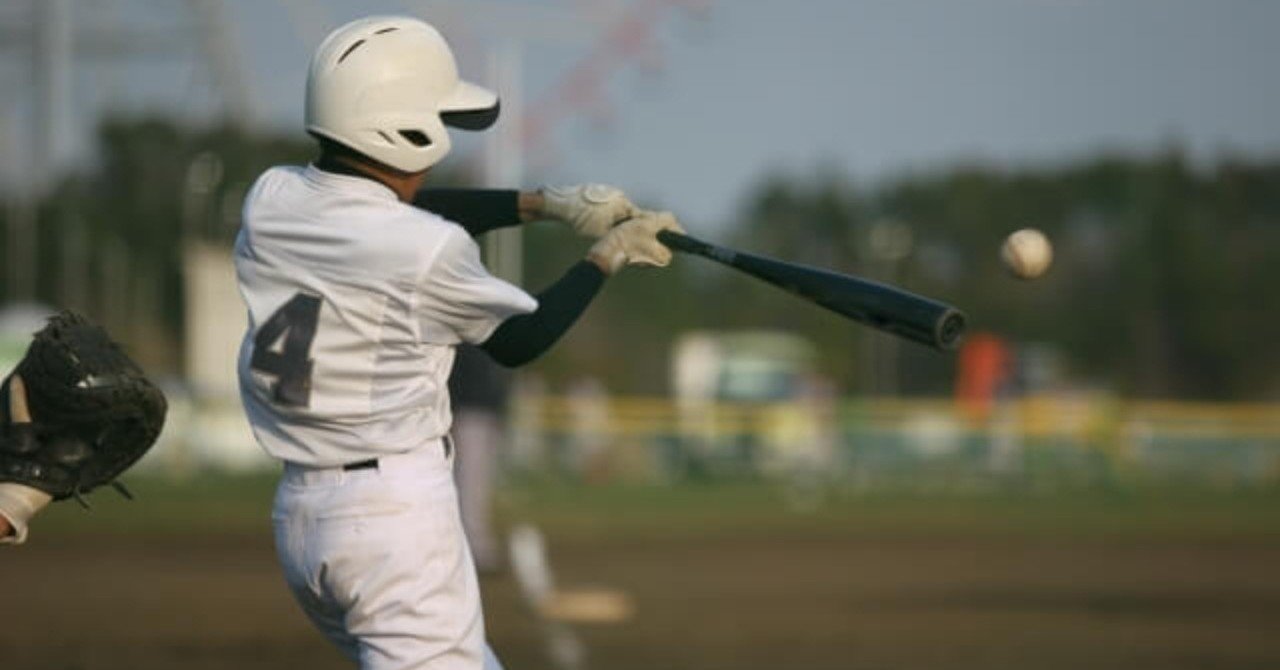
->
<box><xmin>1001</xmin><ymin>228</ymin><xmax>1054</xmax><ymax>280</ymax></box>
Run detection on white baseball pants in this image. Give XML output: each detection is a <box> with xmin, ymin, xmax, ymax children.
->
<box><xmin>273</xmin><ymin>439</ymin><xmax>505</xmax><ymax>670</ymax></box>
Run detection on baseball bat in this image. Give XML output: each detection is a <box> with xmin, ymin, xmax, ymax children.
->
<box><xmin>657</xmin><ymin>230</ymin><xmax>967</xmax><ymax>351</ymax></box>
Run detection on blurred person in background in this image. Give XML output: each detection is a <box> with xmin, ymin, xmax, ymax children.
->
<box><xmin>449</xmin><ymin>344</ymin><xmax>510</xmax><ymax>573</ymax></box>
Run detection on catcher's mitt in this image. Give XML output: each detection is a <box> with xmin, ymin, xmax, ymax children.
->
<box><xmin>0</xmin><ymin>311</ymin><xmax>167</xmax><ymax>503</ymax></box>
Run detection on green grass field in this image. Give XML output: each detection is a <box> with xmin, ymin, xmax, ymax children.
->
<box><xmin>8</xmin><ymin>476</ymin><xmax>1280</xmax><ymax>669</ymax></box>
<box><xmin>33</xmin><ymin>473</ymin><xmax>1280</xmax><ymax>538</ymax></box>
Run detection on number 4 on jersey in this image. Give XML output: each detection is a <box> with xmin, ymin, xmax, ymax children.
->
<box><xmin>251</xmin><ymin>293</ymin><xmax>322</xmax><ymax>407</ymax></box>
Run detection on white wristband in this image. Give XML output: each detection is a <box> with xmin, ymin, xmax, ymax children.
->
<box><xmin>0</xmin><ymin>482</ymin><xmax>53</xmax><ymax>545</ymax></box>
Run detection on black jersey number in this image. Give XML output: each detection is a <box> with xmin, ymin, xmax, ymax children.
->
<box><xmin>250</xmin><ymin>292</ymin><xmax>322</xmax><ymax>407</ymax></box>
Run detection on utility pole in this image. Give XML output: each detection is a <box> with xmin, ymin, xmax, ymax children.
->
<box><xmin>188</xmin><ymin>0</ymin><xmax>255</xmax><ymax>128</ymax></box>
<box><xmin>482</xmin><ymin>43</ymin><xmax>525</xmax><ymax>284</ymax></box>
<box><xmin>2</xmin><ymin>112</ymin><xmax>35</xmax><ymax>301</ymax></box>
<box><xmin>33</xmin><ymin>0</ymin><xmax>73</xmax><ymax>198</ymax></box>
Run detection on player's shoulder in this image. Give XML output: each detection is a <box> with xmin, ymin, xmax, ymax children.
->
<box><xmin>318</xmin><ymin>182</ymin><xmax>475</xmax><ymax>275</ymax></box>
<box><xmin>377</xmin><ymin>198</ymin><xmax>471</xmax><ymax>246</ymax></box>
<box><xmin>242</xmin><ymin>165</ymin><xmax>309</xmax><ymax>214</ymax></box>
<box><xmin>248</xmin><ymin>165</ymin><xmax>308</xmax><ymax>197</ymax></box>
<box><xmin>398</xmin><ymin>208</ymin><xmax>483</xmax><ymax>277</ymax></box>
<box><xmin>384</xmin><ymin>197</ymin><xmax>452</xmax><ymax>229</ymax></box>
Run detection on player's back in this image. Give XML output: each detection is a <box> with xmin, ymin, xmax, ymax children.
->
<box><xmin>234</xmin><ymin>165</ymin><xmax>531</xmax><ymax>466</ymax></box>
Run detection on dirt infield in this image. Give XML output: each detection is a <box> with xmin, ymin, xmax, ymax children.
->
<box><xmin>4</xmin><ymin>484</ymin><xmax>1280</xmax><ymax>669</ymax></box>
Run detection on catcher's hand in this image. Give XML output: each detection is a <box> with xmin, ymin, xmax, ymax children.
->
<box><xmin>0</xmin><ymin>311</ymin><xmax>167</xmax><ymax>504</ymax></box>
<box><xmin>0</xmin><ymin>377</ymin><xmax>53</xmax><ymax>543</ymax></box>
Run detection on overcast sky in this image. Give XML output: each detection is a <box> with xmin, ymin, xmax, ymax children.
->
<box><xmin>10</xmin><ymin>0</ymin><xmax>1280</xmax><ymax>228</ymax></box>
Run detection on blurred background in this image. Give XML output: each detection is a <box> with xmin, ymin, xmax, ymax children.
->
<box><xmin>2</xmin><ymin>1</ymin><xmax>1279</xmax><ymax>669</ymax></box>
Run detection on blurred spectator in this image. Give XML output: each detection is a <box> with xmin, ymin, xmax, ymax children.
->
<box><xmin>955</xmin><ymin>332</ymin><xmax>1013</xmax><ymax>421</ymax></box>
<box><xmin>449</xmin><ymin>344</ymin><xmax>510</xmax><ymax>573</ymax></box>
<box><xmin>566</xmin><ymin>377</ymin><xmax>611</xmax><ymax>482</ymax></box>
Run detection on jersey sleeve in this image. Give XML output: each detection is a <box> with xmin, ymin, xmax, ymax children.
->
<box><xmin>417</xmin><ymin>226</ymin><xmax>537</xmax><ymax>344</ymax></box>
<box><xmin>414</xmin><ymin>188</ymin><xmax>521</xmax><ymax>236</ymax></box>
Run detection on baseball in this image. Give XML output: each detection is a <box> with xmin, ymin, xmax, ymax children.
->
<box><xmin>1000</xmin><ymin>228</ymin><xmax>1053</xmax><ymax>280</ymax></box>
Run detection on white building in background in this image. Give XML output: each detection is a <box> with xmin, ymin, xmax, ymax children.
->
<box><xmin>178</xmin><ymin>242</ymin><xmax>269</xmax><ymax>472</ymax></box>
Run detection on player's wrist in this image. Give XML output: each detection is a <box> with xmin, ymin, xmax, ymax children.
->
<box><xmin>518</xmin><ymin>190</ymin><xmax>545</xmax><ymax>223</ymax></box>
<box><xmin>585</xmin><ymin>249</ymin><xmax>620</xmax><ymax>276</ymax></box>
<box><xmin>0</xmin><ymin>482</ymin><xmax>52</xmax><ymax>545</ymax></box>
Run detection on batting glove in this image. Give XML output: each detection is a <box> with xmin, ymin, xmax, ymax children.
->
<box><xmin>588</xmin><ymin>211</ymin><xmax>685</xmax><ymax>275</ymax></box>
<box><xmin>538</xmin><ymin>184</ymin><xmax>637</xmax><ymax>238</ymax></box>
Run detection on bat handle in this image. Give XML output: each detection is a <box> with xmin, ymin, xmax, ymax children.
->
<box><xmin>657</xmin><ymin>229</ymin><xmax>696</xmax><ymax>252</ymax></box>
<box><xmin>658</xmin><ymin>230</ymin><xmax>732</xmax><ymax>262</ymax></box>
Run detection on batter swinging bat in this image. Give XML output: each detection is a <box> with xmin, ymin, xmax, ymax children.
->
<box><xmin>656</xmin><ymin>230</ymin><xmax>967</xmax><ymax>351</ymax></box>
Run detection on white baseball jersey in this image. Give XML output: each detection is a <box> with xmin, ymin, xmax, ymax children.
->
<box><xmin>234</xmin><ymin>165</ymin><xmax>536</xmax><ymax>467</ymax></box>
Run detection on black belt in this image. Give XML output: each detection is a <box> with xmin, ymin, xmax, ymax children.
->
<box><xmin>342</xmin><ymin>459</ymin><xmax>378</xmax><ymax>471</ymax></box>
<box><xmin>339</xmin><ymin>437</ymin><xmax>453</xmax><ymax>472</ymax></box>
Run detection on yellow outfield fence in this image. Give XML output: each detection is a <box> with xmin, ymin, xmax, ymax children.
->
<box><xmin>506</xmin><ymin>395</ymin><xmax>1280</xmax><ymax>488</ymax></box>
<box><xmin>141</xmin><ymin>392</ymin><xmax>1280</xmax><ymax>489</ymax></box>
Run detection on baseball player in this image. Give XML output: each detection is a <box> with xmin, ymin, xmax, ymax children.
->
<box><xmin>235</xmin><ymin>15</ymin><xmax>682</xmax><ymax>670</ymax></box>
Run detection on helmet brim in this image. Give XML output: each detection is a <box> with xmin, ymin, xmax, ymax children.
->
<box><xmin>440</xmin><ymin>80</ymin><xmax>500</xmax><ymax>130</ymax></box>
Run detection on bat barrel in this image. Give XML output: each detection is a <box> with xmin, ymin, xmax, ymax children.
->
<box><xmin>838</xmin><ymin>286</ymin><xmax>965</xmax><ymax>351</ymax></box>
<box><xmin>658</xmin><ymin>230</ymin><xmax>967</xmax><ymax>351</ymax></box>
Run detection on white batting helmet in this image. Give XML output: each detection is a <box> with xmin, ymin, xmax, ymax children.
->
<box><xmin>305</xmin><ymin>16</ymin><xmax>499</xmax><ymax>173</ymax></box>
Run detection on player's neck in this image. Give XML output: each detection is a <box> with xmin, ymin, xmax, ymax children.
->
<box><xmin>315</xmin><ymin>153</ymin><xmax>427</xmax><ymax>203</ymax></box>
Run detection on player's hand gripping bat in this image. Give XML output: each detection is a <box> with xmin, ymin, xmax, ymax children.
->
<box><xmin>656</xmin><ymin>231</ymin><xmax>967</xmax><ymax>351</ymax></box>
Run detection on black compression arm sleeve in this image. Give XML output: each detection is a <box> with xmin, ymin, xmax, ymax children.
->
<box><xmin>480</xmin><ymin>261</ymin><xmax>606</xmax><ymax>367</ymax></box>
<box><xmin>414</xmin><ymin>189</ymin><xmax>521</xmax><ymax>236</ymax></box>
